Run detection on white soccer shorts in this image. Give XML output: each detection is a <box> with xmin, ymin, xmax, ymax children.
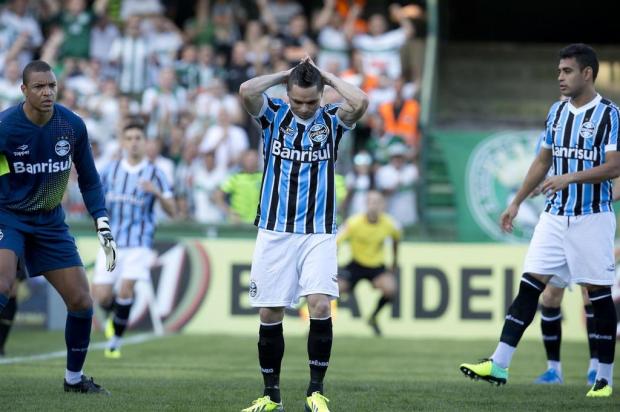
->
<box><xmin>523</xmin><ymin>211</ymin><xmax>616</xmax><ymax>287</ymax></box>
<box><xmin>249</xmin><ymin>229</ymin><xmax>339</xmax><ymax>307</ymax></box>
<box><xmin>93</xmin><ymin>247</ymin><xmax>156</xmax><ymax>285</ymax></box>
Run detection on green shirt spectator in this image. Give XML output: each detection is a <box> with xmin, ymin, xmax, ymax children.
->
<box><xmin>215</xmin><ymin>150</ymin><xmax>262</xmax><ymax>224</ymax></box>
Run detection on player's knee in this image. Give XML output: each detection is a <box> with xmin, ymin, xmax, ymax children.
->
<box><xmin>307</xmin><ymin>297</ymin><xmax>331</xmax><ymax>318</ymax></box>
<box><xmin>66</xmin><ymin>291</ymin><xmax>93</xmax><ymax>312</ymax></box>
<box><xmin>541</xmin><ymin>288</ymin><xmax>563</xmax><ymax>307</ymax></box>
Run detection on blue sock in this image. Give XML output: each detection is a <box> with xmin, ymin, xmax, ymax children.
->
<box><xmin>65</xmin><ymin>308</ymin><xmax>93</xmax><ymax>373</ymax></box>
<box><xmin>0</xmin><ymin>293</ymin><xmax>8</xmax><ymax>312</ymax></box>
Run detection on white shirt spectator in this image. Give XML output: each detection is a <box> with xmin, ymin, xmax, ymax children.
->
<box><xmin>0</xmin><ymin>7</ymin><xmax>43</xmax><ymax>69</ymax></box>
<box><xmin>0</xmin><ymin>76</ymin><xmax>22</xmax><ymax>110</ymax></box>
<box><xmin>317</xmin><ymin>26</ymin><xmax>349</xmax><ymax>73</ymax></box>
<box><xmin>141</xmin><ymin>85</ymin><xmax>187</xmax><ymax>137</ymax></box>
<box><xmin>194</xmin><ymin>91</ymin><xmax>242</xmax><ymax>122</ymax></box>
<box><xmin>376</xmin><ymin>158</ymin><xmax>419</xmax><ymax>226</ymax></box>
<box><xmin>191</xmin><ymin>161</ymin><xmax>227</xmax><ymax>224</ymax></box>
<box><xmin>121</xmin><ymin>0</ymin><xmax>164</xmax><ymax>20</ymax></box>
<box><xmin>199</xmin><ymin>125</ymin><xmax>249</xmax><ymax>173</ymax></box>
<box><xmin>90</xmin><ymin>20</ymin><xmax>120</xmax><ymax>63</ymax></box>
<box><xmin>352</xmin><ymin>28</ymin><xmax>407</xmax><ymax>79</ymax></box>
<box><xmin>109</xmin><ymin>35</ymin><xmax>149</xmax><ymax>95</ymax></box>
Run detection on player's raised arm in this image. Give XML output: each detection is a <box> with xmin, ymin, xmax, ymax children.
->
<box><xmin>239</xmin><ymin>69</ymin><xmax>292</xmax><ymax>117</ymax></box>
<box><xmin>303</xmin><ymin>56</ymin><xmax>369</xmax><ymax>127</ymax></box>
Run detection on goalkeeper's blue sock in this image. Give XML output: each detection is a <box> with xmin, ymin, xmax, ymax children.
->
<box><xmin>65</xmin><ymin>308</ymin><xmax>92</xmax><ymax>383</ymax></box>
<box><xmin>0</xmin><ymin>293</ymin><xmax>8</xmax><ymax>312</ymax></box>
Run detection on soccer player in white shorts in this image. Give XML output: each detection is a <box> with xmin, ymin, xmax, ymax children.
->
<box><xmin>91</xmin><ymin>119</ymin><xmax>175</xmax><ymax>358</ymax></box>
<box><xmin>460</xmin><ymin>43</ymin><xmax>619</xmax><ymax>398</ymax></box>
<box><xmin>239</xmin><ymin>56</ymin><xmax>368</xmax><ymax>412</ymax></box>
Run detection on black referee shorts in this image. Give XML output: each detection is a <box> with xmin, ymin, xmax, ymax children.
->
<box><xmin>339</xmin><ymin>261</ymin><xmax>386</xmax><ymax>289</ymax></box>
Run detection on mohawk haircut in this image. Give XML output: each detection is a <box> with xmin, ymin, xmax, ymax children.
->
<box><xmin>287</xmin><ymin>62</ymin><xmax>324</xmax><ymax>92</ymax></box>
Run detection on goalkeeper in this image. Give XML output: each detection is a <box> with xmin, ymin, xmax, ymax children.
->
<box><xmin>0</xmin><ymin>60</ymin><xmax>115</xmax><ymax>394</ymax></box>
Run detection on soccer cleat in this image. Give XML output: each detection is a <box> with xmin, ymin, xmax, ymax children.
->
<box><xmin>104</xmin><ymin>347</ymin><xmax>121</xmax><ymax>359</ymax></box>
<box><xmin>587</xmin><ymin>369</ymin><xmax>597</xmax><ymax>386</ymax></box>
<box><xmin>64</xmin><ymin>375</ymin><xmax>110</xmax><ymax>395</ymax></box>
<box><xmin>104</xmin><ymin>317</ymin><xmax>115</xmax><ymax>340</ymax></box>
<box><xmin>586</xmin><ymin>378</ymin><xmax>613</xmax><ymax>397</ymax></box>
<box><xmin>460</xmin><ymin>359</ymin><xmax>508</xmax><ymax>386</ymax></box>
<box><xmin>241</xmin><ymin>396</ymin><xmax>284</xmax><ymax>412</ymax></box>
<box><xmin>367</xmin><ymin>316</ymin><xmax>382</xmax><ymax>336</ymax></box>
<box><xmin>534</xmin><ymin>368</ymin><xmax>563</xmax><ymax>384</ymax></box>
<box><xmin>305</xmin><ymin>392</ymin><xmax>330</xmax><ymax>412</ymax></box>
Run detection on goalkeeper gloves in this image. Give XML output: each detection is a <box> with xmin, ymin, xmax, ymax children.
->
<box><xmin>96</xmin><ymin>217</ymin><xmax>117</xmax><ymax>271</ymax></box>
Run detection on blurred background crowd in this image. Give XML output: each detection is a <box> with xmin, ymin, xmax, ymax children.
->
<box><xmin>0</xmin><ymin>0</ymin><xmax>426</xmax><ymax>229</ymax></box>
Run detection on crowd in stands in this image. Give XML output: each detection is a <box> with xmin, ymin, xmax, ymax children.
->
<box><xmin>0</xmin><ymin>0</ymin><xmax>425</xmax><ymax>229</ymax></box>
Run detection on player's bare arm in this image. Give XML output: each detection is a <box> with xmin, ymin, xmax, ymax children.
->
<box><xmin>500</xmin><ymin>148</ymin><xmax>552</xmax><ymax>232</ymax></box>
<box><xmin>239</xmin><ymin>69</ymin><xmax>293</xmax><ymax>116</ymax></box>
<box><xmin>304</xmin><ymin>57</ymin><xmax>369</xmax><ymax>126</ymax></box>
<box><xmin>140</xmin><ymin>180</ymin><xmax>177</xmax><ymax>217</ymax></box>
<box><xmin>541</xmin><ymin>151</ymin><xmax>620</xmax><ymax>194</ymax></box>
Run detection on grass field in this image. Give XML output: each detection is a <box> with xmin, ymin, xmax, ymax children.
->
<box><xmin>0</xmin><ymin>330</ymin><xmax>617</xmax><ymax>411</ymax></box>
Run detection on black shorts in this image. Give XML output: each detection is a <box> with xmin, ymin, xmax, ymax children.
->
<box><xmin>340</xmin><ymin>261</ymin><xmax>386</xmax><ymax>289</ymax></box>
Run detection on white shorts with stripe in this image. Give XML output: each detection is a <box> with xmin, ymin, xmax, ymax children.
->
<box><xmin>523</xmin><ymin>211</ymin><xmax>616</xmax><ymax>287</ymax></box>
<box><xmin>249</xmin><ymin>229</ymin><xmax>339</xmax><ymax>308</ymax></box>
<box><xmin>93</xmin><ymin>247</ymin><xmax>157</xmax><ymax>285</ymax></box>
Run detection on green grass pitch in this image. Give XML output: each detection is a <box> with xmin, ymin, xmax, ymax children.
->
<box><xmin>0</xmin><ymin>330</ymin><xmax>616</xmax><ymax>411</ymax></box>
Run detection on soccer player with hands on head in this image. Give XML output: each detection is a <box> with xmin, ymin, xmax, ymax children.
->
<box><xmin>239</xmin><ymin>55</ymin><xmax>368</xmax><ymax>412</ymax></box>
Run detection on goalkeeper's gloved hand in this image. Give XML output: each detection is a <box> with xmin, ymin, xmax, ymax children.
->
<box><xmin>96</xmin><ymin>217</ymin><xmax>117</xmax><ymax>272</ymax></box>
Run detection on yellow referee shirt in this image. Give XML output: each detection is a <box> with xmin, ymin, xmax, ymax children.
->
<box><xmin>338</xmin><ymin>212</ymin><xmax>401</xmax><ymax>268</ymax></box>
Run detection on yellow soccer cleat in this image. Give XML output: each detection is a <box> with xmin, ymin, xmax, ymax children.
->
<box><xmin>460</xmin><ymin>359</ymin><xmax>508</xmax><ymax>386</ymax></box>
<box><xmin>104</xmin><ymin>317</ymin><xmax>115</xmax><ymax>340</ymax></box>
<box><xmin>104</xmin><ymin>348</ymin><xmax>121</xmax><ymax>359</ymax></box>
<box><xmin>241</xmin><ymin>396</ymin><xmax>284</xmax><ymax>412</ymax></box>
<box><xmin>305</xmin><ymin>392</ymin><xmax>330</xmax><ymax>412</ymax></box>
<box><xmin>586</xmin><ymin>379</ymin><xmax>613</xmax><ymax>397</ymax></box>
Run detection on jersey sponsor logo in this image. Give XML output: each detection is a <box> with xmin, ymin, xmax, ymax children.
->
<box><xmin>466</xmin><ymin>130</ymin><xmax>545</xmax><ymax>243</ymax></box>
<box><xmin>271</xmin><ymin>139</ymin><xmax>331</xmax><ymax>163</ymax></box>
<box><xmin>106</xmin><ymin>193</ymin><xmax>145</xmax><ymax>206</ymax></box>
<box><xmin>579</xmin><ymin>121</ymin><xmax>596</xmax><ymax>138</ymax></box>
<box><xmin>13</xmin><ymin>144</ymin><xmax>30</xmax><ymax>157</ymax></box>
<box><xmin>55</xmin><ymin>139</ymin><xmax>71</xmax><ymax>156</ymax></box>
<box><xmin>13</xmin><ymin>158</ymin><xmax>72</xmax><ymax>174</ymax></box>
<box><xmin>279</xmin><ymin>125</ymin><xmax>295</xmax><ymax>137</ymax></box>
<box><xmin>552</xmin><ymin>146</ymin><xmax>598</xmax><ymax>161</ymax></box>
<box><xmin>308</xmin><ymin>123</ymin><xmax>329</xmax><ymax>143</ymax></box>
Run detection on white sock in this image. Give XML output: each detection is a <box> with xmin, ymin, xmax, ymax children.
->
<box><xmin>588</xmin><ymin>358</ymin><xmax>599</xmax><ymax>372</ymax></box>
<box><xmin>547</xmin><ymin>360</ymin><xmax>562</xmax><ymax>374</ymax></box>
<box><xmin>65</xmin><ymin>369</ymin><xmax>83</xmax><ymax>385</ymax></box>
<box><xmin>491</xmin><ymin>342</ymin><xmax>515</xmax><ymax>369</ymax></box>
<box><xmin>107</xmin><ymin>335</ymin><xmax>121</xmax><ymax>350</ymax></box>
<box><xmin>597</xmin><ymin>363</ymin><xmax>614</xmax><ymax>386</ymax></box>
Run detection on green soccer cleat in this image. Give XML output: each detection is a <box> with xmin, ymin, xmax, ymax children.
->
<box><xmin>460</xmin><ymin>359</ymin><xmax>508</xmax><ymax>386</ymax></box>
<box><xmin>586</xmin><ymin>379</ymin><xmax>613</xmax><ymax>397</ymax></box>
<box><xmin>104</xmin><ymin>347</ymin><xmax>121</xmax><ymax>359</ymax></box>
<box><xmin>241</xmin><ymin>396</ymin><xmax>284</xmax><ymax>412</ymax></box>
<box><xmin>305</xmin><ymin>392</ymin><xmax>330</xmax><ymax>412</ymax></box>
<box><xmin>104</xmin><ymin>317</ymin><xmax>115</xmax><ymax>340</ymax></box>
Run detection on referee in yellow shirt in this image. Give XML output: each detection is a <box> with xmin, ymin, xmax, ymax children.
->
<box><xmin>337</xmin><ymin>190</ymin><xmax>401</xmax><ymax>336</ymax></box>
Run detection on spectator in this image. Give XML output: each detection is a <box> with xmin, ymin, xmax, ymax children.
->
<box><xmin>279</xmin><ymin>14</ymin><xmax>316</xmax><ymax>66</ymax></box>
<box><xmin>376</xmin><ymin>143</ymin><xmax>419</xmax><ymax>227</ymax></box>
<box><xmin>224</xmin><ymin>41</ymin><xmax>255</xmax><ymax>96</ymax></box>
<box><xmin>351</xmin><ymin>3</ymin><xmax>413</xmax><ymax>79</ymax></box>
<box><xmin>0</xmin><ymin>0</ymin><xmax>44</xmax><ymax>70</ymax></box>
<box><xmin>198</xmin><ymin>107</ymin><xmax>249</xmax><ymax>173</ymax></box>
<box><xmin>377</xmin><ymin>76</ymin><xmax>420</xmax><ymax>148</ymax></box>
<box><xmin>194</xmin><ymin>77</ymin><xmax>242</xmax><ymax>124</ymax></box>
<box><xmin>192</xmin><ymin>149</ymin><xmax>227</xmax><ymax>224</ymax></box>
<box><xmin>174</xmin><ymin>140</ymin><xmax>200</xmax><ymax>220</ymax></box>
<box><xmin>109</xmin><ymin>15</ymin><xmax>150</xmax><ymax>96</ymax></box>
<box><xmin>146</xmin><ymin>15</ymin><xmax>183</xmax><ymax>68</ymax></box>
<box><xmin>257</xmin><ymin>0</ymin><xmax>303</xmax><ymax>36</ymax></box>
<box><xmin>120</xmin><ymin>0</ymin><xmax>164</xmax><ymax>20</ymax></box>
<box><xmin>243</xmin><ymin>20</ymin><xmax>270</xmax><ymax>72</ymax></box>
<box><xmin>214</xmin><ymin>149</ymin><xmax>262</xmax><ymax>224</ymax></box>
<box><xmin>0</xmin><ymin>60</ymin><xmax>23</xmax><ymax>110</ymax></box>
<box><xmin>141</xmin><ymin>67</ymin><xmax>187</xmax><ymax>139</ymax></box>
<box><xmin>56</xmin><ymin>0</ymin><xmax>109</xmax><ymax>61</ymax></box>
<box><xmin>175</xmin><ymin>44</ymin><xmax>201</xmax><ymax>92</ymax></box>
<box><xmin>86</xmin><ymin>77</ymin><xmax>121</xmax><ymax>141</ymax></box>
<box><xmin>343</xmin><ymin>151</ymin><xmax>375</xmax><ymax>217</ymax></box>
<box><xmin>313</xmin><ymin>0</ymin><xmax>358</xmax><ymax>73</ymax></box>
<box><xmin>90</xmin><ymin>13</ymin><xmax>120</xmax><ymax>66</ymax></box>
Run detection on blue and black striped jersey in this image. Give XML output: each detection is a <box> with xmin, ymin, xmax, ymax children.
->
<box><xmin>253</xmin><ymin>94</ymin><xmax>353</xmax><ymax>234</ymax></box>
<box><xmin>100</xmin><ymin>159</ymin><xmax>172</xmax><ymax>248</ymax></box>
<box><xmin>542</xmin><ymin>94</ymin><xmax>620</xmax><ymax>215</ymax></box>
